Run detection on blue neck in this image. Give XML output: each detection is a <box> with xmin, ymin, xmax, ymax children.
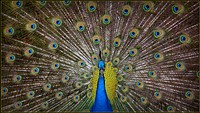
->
<box><xmin>90</xmin><ymin>75</ymin><xmax>113</xmax><ymax>112</ymax></box>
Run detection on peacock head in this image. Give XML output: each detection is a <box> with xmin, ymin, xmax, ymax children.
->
<box><xmin>98</xmin><ymin>60</ymin><xmax>105</xmax><ymax>70</ymax></box>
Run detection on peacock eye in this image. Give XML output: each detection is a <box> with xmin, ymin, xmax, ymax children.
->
<box><xmin>136</xmin><ymin>80</ymin><xmax>144</xmax><ymax>89</ymax></box>
<box><xmin>83</xmin><ymin>73</ymin><xmax>90</xmax><ymax>79</ymax></box>
<box><xmin>3</xmin><ymin>88</ymin><xmax>7</xmax><ymax>93</ymax></box>
<box><xmin>113</xmin><ymin>38</ymin><xmax>121</xmax><ymax>47</ymax></box>
<box><xmin>124</xmin><ymin>64</ymin><xmax>132</xmax><ymax>72</ymax></box>
<box><xmin>8</xmin><ymin>27</ymin><xmax>13</xmax><ymax>33</ymax></box>
<box><xmin>13</xmin><ymin>75</ymin><xmax>22</xmax><ymax>83</ymax></box>
<box><xmin>24</xmin><ymin>48</ymin><xmax>34</xmax><ymax>57</ymax></box>
<box><xmin>17</xmin><ymin>102</ymin><xmax>22</xmax><ymax>106</ymax></box>
<box><xmin>73</xmin><ymin>95</ymin><xmax>80</xmax><ymax>102</ymax></box>
<box><xmin>120</xmin><ymin>95</ymin><xmax>127</xmax><ymax>102</ymax></box>
<box><xmin>76</xmin><ymin>21</ymin><xmax>86</xmax><ymax>32</ymax></box>
<box><xmin>29</xmin><ymin>49</ymin><xmax>33</xmax><ymax>53</ymax></box>
<box><xmin>51</xmin><ymin>62</ymin><xmax>60</xmax><ymax>70</ymax></box>
<box><xmin>53</xmin><ymin>43</ymin><xmax>57</xmax><ymax>48</ymax></box>
<box><xmin>113</xmin><ymin>68</ymin><xmax>119</xmax><ymax>74</ymax></box>
<box><xmin>129</xmin><ymin>48</ymin><xmax>138</xmax><ymax>57</ymax></box>
<box><xmin>153</xmin><ymin>29</ymin><xmax>165</xmax><ymax>39</ymax></box>
<box><xmin>14</xmin><ymin>101</ymin><xmax>22</xmax><ymax>109</ymax></box>
<box><xmin>121</xmin><ymin>86</ymin><xmax>129</xmax><ymax>93</ymax></box>
<box><xmin>26</xmin><ymin>22</ymin><xmax>37</xmax><ymax>32</ymax></box>
<box><xmin>5</xmin><ymin>27</ymin><xmax>15</xmax><ymax>36</ymax></box>
<box><xmin>9</xmin><ymin>55</ymin><xmax>15</xmax><ymax>61</ymax></box>
<box><xmin>144</xmin><ymin>5</ymin><xmax>150</xmax><ymax>10</ymax></box>
<box><xmin>34</xmin><ymin>68</ymin><xmax>39</xmax><ymax>72</ymax></box>
<box><xmin>112</xmin><ymin>57</ymin><xmax>120</xmax><ymax>65</ymax></box>
<box><xmin>8</xmin><ymin>28</ymin><xmax>12</xmax><ymax>33</ymax></box>
<box><xmin>87</xmin><ymin>92</ymin><xmax>92</xmax><ymax>98</ymax></box>
<box><xmin>148</xmin><ymin>71</ymin><xmax>158</xmax><ymax>79</ymax></box>
<box><xmin>177</xmin><ymin>63</ymin><xmax>181</xmax><ymax>67</ymax></box>
<box><xmin>40</xmin><ymin>0</ymin><xmax>45</xmax><ymax>4</ymax></box>
<box><xmin>27</xmin><ymin>91</ymin><xmax>35</xmax><ymax>99</ymax></box>
<box><xmin>124</xmin><ymin>9</ymin><xmax>128</xmax><ymax>14</ymax></box>
<box><xmin>61</xmin><ymin>74</ymin><xmax>70</xmax><ymax>83</ymax></box>
<box><xmin>122</xmin><ymin>5</ymin><xmax>131</xmax><ymax>16</ymax></box>
<box><xmin>56</xmin><ymin>20</ymin><xmax>61</xmax><ymax>26</ymax></box>
<box><xmin>6</xmin><ymin>54</ymin><xmax>16</xmax><ymax>64</ymax></box>
<box><xmin>167</xmin><ymin>106</ymin><xmax>174</xmax><ymax>112</ymax></box>
<box><xmin>55</xmin><ymin>63</ymin><xmax>59</xmax><ymax>67</ymax></box>
<box><xmin>31</xmin><ymin>23</ymin><xmax>36</xmax><ymax>29</ymax></box>
<box><xmin>155</xmin><ymin>92</ymin><xmax>159</xmax><ymax>96</ymax></box>
<box><xmin>30</xmin><ymin>91</ymin><xmax>33</xmax><ymax>95</ymax></box>
<box><xmin>172</xmin><ymin>4</ymin><xmax>184</xmax><ymax>14</ymax></box>
<box><xmin>173</xmin><ymin>6</ymin><xmax>178</xmax><ymax>13</ymax></box>
<box><xmin>92</xmin><ymin>66</ymin><xmax>98</xmax><ymax>72</ymax></box>
<box><xmin>55</xmin><ymin>92</ymin><xmax>63</xmax><ymax>100</ymax></box>
<box><xmin>52</xmin><ymin>18</ymin><xmax>62</xmax><ymax>27</ymax></box>
<box><xmin>103</xmin><ymin>49</ymin><xmax>110</xmax><ymax>57</ymax></box>
<box><xmin>179</xmin><ymin>33</ymin><xmax>191</xmax><ymax>44</ymax></box>
<box><xmin>48</xmin><ymin>42</ymin><xmax>58</xmax><ymax>51</ymax></box>
<box><xmin>154</xmin><ymin>52</ymin><xmax>164</xmax><ymax>62</ymax></box>
<box><xmin>104</xmin><ymin>19</ymin><xmax>108</xmax><ymax>23</ymax></box>
<box><xmin>78</xmin><ymin>60</ymin><xmax>86</xmax><ymax>67</ymax></box>
<box><xmin>38</xmin><ymin>0</ymin><xmax>47</xmax><ymax>6</ymax></box>
<box><xmin>185</xmin><ymin>91</ymin><xmax>194</xmax><ymax>100</ymax></box>
<box><xmin>181</xmin><ymin>35</ymin><xmax>185</xmax><ymax>41</ymax></box>
<box><xmin>130</xmin><ymin>32</ymin><xmax>135</xmax><ymax>37</ymax></box>
<box><xmin>102</xmin><ymin>15</ymin><xmax>111</xmax><ymax>25</ymax></box>
<box><xmin>140</xmin><ymin>97</ymin><xmax>148</xmax><ymax>105</ymax></box>
<box><xmin>75</xmin><ymin>82</ymin><xmax>83</xmax><ymax>89</ymax></box>
<box><xmin>10</xmin><ymin>56</ymin><xmax>14</xmax><ymax>60</ymax></box>
<box><xmin>31</xmin><ymin>67</ymin><xmax>40</xmax><ymax>75</ymax></box>
<box><xmin>2</xmin><ymin>87</ymin><xmax>8</xmax><ymax>95</ymax></box>
<box><xmin>141</xmin><ymin>97</ymin><xmax>145</xmax><ymax>102</ymax></box>
<box><xmin>155</xmin><ymin>53</ymin><xmax>160</xmax><ymax>58</ymax></box>
<box><xmin>12</xmin><ymin>1</ymin><xmax>23</xmax><ymax>8</ymax></box>
<box><xmin>129</xmin><ymin>28</ymin><xmax>139</xmax><ymax>38</ymax></box>
<box><xmin>117</xmin><ymin>75</ymin><xmax>124</xmax><ymax>82</ymax></box>
<box><xmin>154</xmin><ymin>31</ymin><xmax>160</xmax><ymax>37</ymax></box>
<box><xmin>63</xmin><ymin>0</ymin><xmax>71</xmax><ymax>6</ymax></box>
<box><xmin>65</xmin><ymin>76</ymin><xmax>69</xmax><ymax>80</ymax></box>
<box><xmin>150</xmin><ymin>72</ymin><xmax>153</xmax><ymax>75</ymax></box>
<box><xmin>175</xmin><ymin>62</ymin><xmax>186</xmax><ymax>71</ymax></box>
<box><xmin>79</xmin><ymin>26</ymin><xmax>83</xmax><ymax>30</ymax></box>
<box><xmin>16</xmin><ymin>1</ymin><xmax>21</xmax><ymax>7</ymax></box>
<box><xmin>43</xmin><ymin>83</ymin><xmax>51</xmax><ymax>92</ymax></box>
<box><xmin>143</xmin><ymin>2</ymin><xmax>154</xmax><ymax>12</ymax></box>
<box><xmin>41</xmin><ymin>101</ymin><xmax>49</xmax><ymax>109</ymax></box>
<box><xmin>186</xmin><ymin>91</ymin><xmax>190</xmax><ymax>96</ymax></box>
<box><xmin>154</xmin><ymin>91</ymin><xmax>162</xmax><ymax>100</ymax></box>
<box><xmin>90</xmin><ymin>6</ymin><xmax>94</xmax><ymax>10</ymax></box>
<box><xmin>92</xmin><ymin>35</ymin><xmax>101</xmax><ymax>45</ymax></box>
<box><xmin>87</xmin><ymin>1</ymin><xmax>96</xmax><ymax>12</ymax></box>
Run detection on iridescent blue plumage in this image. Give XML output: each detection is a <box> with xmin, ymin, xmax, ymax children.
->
<box><xmin>91</xmin><ymin>75</ymin><xmax>113</xmax><ymax>112</ymax></box>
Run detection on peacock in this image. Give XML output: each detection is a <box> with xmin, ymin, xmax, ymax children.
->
<box><xmin>1</xmin><ymin>0</ymin><xmax>200</xmax><ymax>112</ymax></box>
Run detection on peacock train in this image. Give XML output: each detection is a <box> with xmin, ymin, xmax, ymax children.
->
<box><xmin>1</xmin><ymin>0</ymin><xmax>200</xmax><ymax>112</ymax></box>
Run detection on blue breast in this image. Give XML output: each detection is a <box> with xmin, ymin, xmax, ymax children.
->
<box><xmin>90</xmin><ymin>75</ymin><xmax>113</xmax><ymax>112</ymax></box>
